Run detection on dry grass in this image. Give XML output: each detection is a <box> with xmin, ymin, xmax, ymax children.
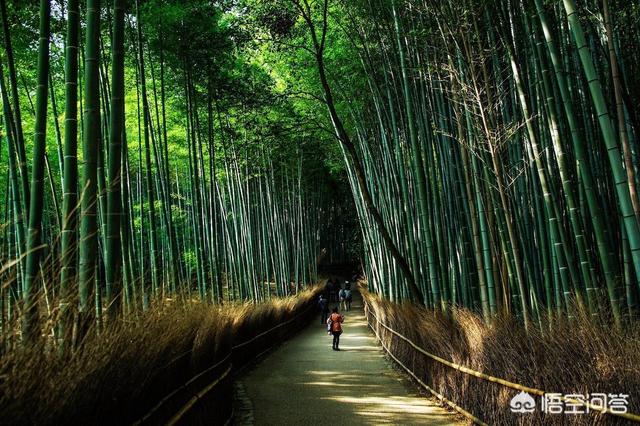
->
<box><xmin>0</xmin><ymin>287</ymin><xmax>320</xmax><ymax>425</ymax></box>
<box><xmin>361</xmin><ymin>286</ymin><xmax>640</xmax><ymax>425</ymax></box>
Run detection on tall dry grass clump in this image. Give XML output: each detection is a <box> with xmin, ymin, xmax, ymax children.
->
<box><xmin>228</xmin><ymin>287</ymin><xmax>320</xmax><ymax>367</ymax></box>
<box><xmin>361</xmin><ymin>287</ymin><xmax>640</xmax><ymax>425</ymax></box>
<box><xmin>0</xmin><ymin>286</ymin><xmax>320</xmax><ymax>425</ymax></box>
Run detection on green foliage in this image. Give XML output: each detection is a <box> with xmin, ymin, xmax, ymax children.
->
<box><xmin>0</xmin><ymin>0</ymin><xmax>358</xmax><ymax>334</ymax></box>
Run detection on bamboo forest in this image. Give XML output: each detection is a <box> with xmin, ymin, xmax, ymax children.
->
<box><xmin>1</xmin><ymin>0</ymin><xmax>640</xmax><ymax>424</ymax></box>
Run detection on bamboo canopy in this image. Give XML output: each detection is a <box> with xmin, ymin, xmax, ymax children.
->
<box><xmin>0</xmin><ymin>0</ymin><xmax>639</xmax><ymax>342</ymax></box>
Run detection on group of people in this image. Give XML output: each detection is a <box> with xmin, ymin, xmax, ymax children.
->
<box><xmin>324</xmin><ymin>278</ymin><xmax>353</xmax><ymax>308</ymax></box>
<box><xmin>318</xmin><ymin>277</ymin><xmax>356</xmax><ymax>351</ymax></box>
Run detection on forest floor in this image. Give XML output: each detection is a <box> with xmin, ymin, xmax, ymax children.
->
<box><xmin>233</xmin><ymin>291</ymin><xmax>462</xmax><ymax>425</ymax></box>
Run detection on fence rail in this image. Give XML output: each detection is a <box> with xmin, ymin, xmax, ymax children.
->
<box><xmin>134</xmin><ymin>299</ymin><xmax>317</xmax><ymax>425</ymax></box>
<box><xmin>363</xmin><ymin>299</ymin><xmax>640</xmax><ymax>424</ymax></box>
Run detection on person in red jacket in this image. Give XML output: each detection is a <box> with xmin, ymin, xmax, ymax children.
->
<box><xmin>327</xmin><ymin>307</ymin><xmax>344</xmax><ymax>351</ymax></box>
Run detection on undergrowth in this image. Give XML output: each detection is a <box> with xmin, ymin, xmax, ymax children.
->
<box><xmin>361</xmin><ymin>286</ymin><xmax>640</xmax><ymax>425</ymax></box>
<box><xmin>0</xmin><ymin>287</ymin><xmax>320</xmax><ymax>425</ymax></box>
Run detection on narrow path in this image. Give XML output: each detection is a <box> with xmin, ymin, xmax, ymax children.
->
<box><xmin>235</xmin><ymin>292</ymin><xmax>461</xmax><ymax>425</ymax></box>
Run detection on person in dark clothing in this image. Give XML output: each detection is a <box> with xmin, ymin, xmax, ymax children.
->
<box><xmin>345</xmin><ymin>288</ymin><xmax>352</xmax><ymax>311</ymax></box>
<box><xmin>328</xmin><ymin>307</ymin><xmax>344</xmax><ymax>351</ymax></box>
<box><xmin>318</xmin><ymin>295</ymin><xmax>329</xmax><ymax>325</ymax></box>
<box><xmin>339</xmin><ymin>286</ymin><xmax>347</xmax><ymax>311</ymax></box>
<box><xmin>324</xmin><ymin>279</ymin><xmax>332</xmax><ymax>299</ymax></box>
<box><xmin>329</xmin><ymin>279</ymin><xmax>337</xmax><ymax>302</ymax></box>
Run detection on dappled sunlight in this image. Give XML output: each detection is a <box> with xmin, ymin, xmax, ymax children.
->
<box><xmin>322</xmin><ymin>394</ymin><xmax>458</xmax><ymax>424</ymax></box>
<box><xmin>307</xmin><ymin>370</ymin><xmax>344</xmax><ymax>376</ymax></box>
<box><xmin>239</xmin><ymin>291</ymin><xmax>460</xmax><ymax>425</ymax></box>
<box><xmin>302</xmin><ymin>381</ymin><xmax>385</xmax><ymax>389</ymax></box>
<box><xmin>326</xmin><ymin>395</ymin><xmax>444</xmax><ymax>413</ymax></box>
<box><xmin>334</xmin><ymin>345</ymin><xmax>379</xmax><ymax>352</ymax></box>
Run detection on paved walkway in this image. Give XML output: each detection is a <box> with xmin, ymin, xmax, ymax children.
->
<box><xmin>235</xmin><ymin>292</ymin><xmax>461</xmax><ymax>425</ymax></box>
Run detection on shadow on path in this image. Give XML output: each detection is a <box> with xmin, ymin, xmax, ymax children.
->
<box><xmin>234</xmin><ymin>292</ymin><xmax>461</xmax><ymax>425</ymax></box>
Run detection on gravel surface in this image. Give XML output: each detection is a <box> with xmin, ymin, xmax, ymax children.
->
<box><xmin>235</xmin><ymin>292</ymin><xmax>462</xmax><ymax>425</ymax></box>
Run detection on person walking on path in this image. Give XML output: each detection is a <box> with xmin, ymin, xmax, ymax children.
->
<box><xmin>329</xmin><ymin>279</ymin><xmax>338</xmax><ymax>302</ymax></box>
<box><xmin>324</xmin><ymin>279</ymin><xmax>332</xmax><ymax>300</ymax></box>
<box><xmin>345</xmin><ymin>288</ymin><xmax>352</xmax><ymax>311</ymax></box>
<box><xmin>327</xmin><ymin>307</ymin><xmax>344</xmax><ymax>351</ymax></box>
<box><xmin>318</xmin><ymin>295</ymin><xmax>329</xmax><ymax>325</ymax></box>
<box><xmin>339</xmin><ymin>287</ymin><xmax>347</xmax><ymax>311</ymax></box>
